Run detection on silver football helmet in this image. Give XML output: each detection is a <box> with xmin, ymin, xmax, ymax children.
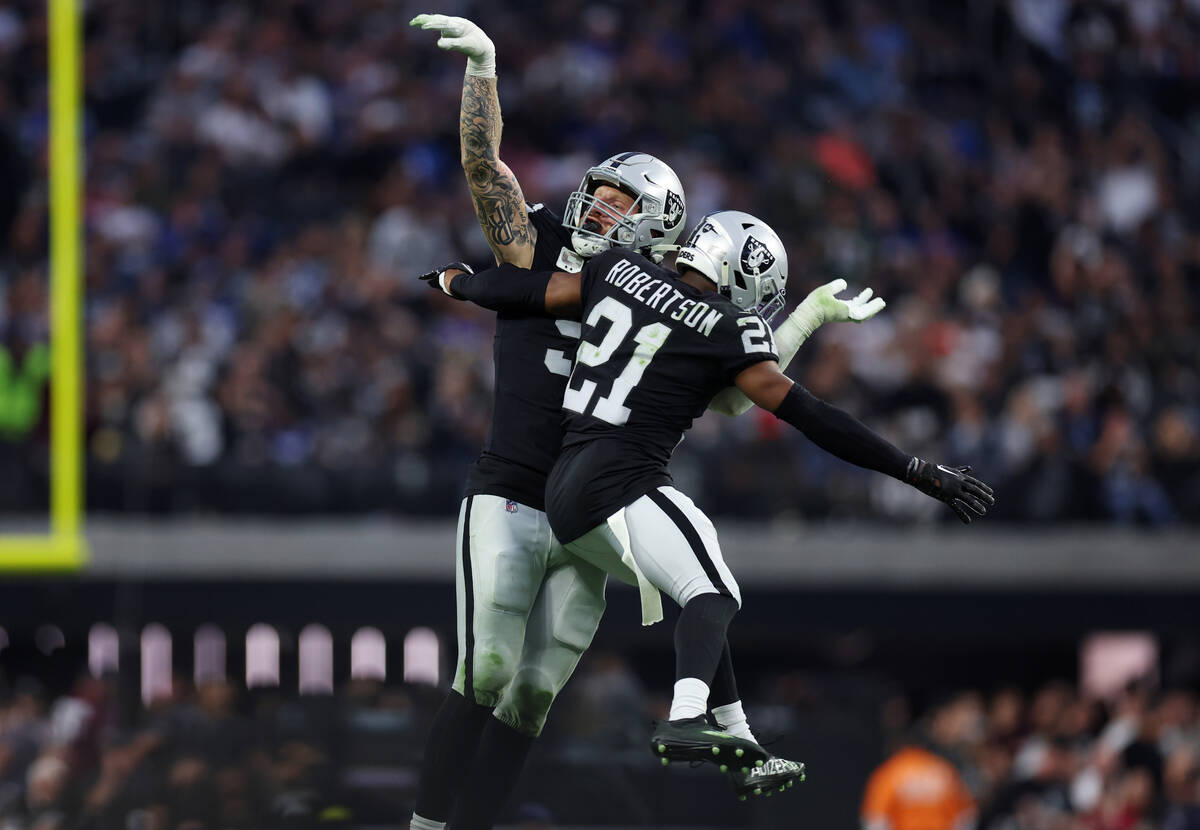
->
<box><xmin>563</xmin><ymin>152</ymin><xmax>687</xmax><ymax>262</ymax></box>
<box><xmin>675</xmin><ymin>210</ymin><xmax>788</xmax><ymax>323</ymax></box>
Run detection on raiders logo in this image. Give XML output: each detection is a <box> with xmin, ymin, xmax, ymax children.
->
<box><xmin>740</xmin><ymin>236</ymin><xmax>776</xmax><ymax>276</ymax></box>
<box><xmin>663</xmin><ymin>191</ymin><xmax>684</xmax><ymax>228</ymax></box>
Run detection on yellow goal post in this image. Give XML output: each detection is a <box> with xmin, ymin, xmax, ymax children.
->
<box><xmin>0</xmin><ymin>0</ymin><xmax>87</xmax><ymax>571</ymax></box>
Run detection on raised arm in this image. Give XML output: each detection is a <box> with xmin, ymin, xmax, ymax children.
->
<box><xmin>411</xmin><ymin>14</ymin><xmax>536</xmax><ymax>266</ymax></box>
<box><xmin>421</xmin><ymin>262</ymin><xmax>582</xmax><ymax>317</ymax></box>
<box><xmin>733</xmin><ymin>361</ymin><xmax>995</xmax><ymax>524</ymax></box>
<box><xmin>709</xmin><ymin>279</ymin><xmax>885</xmax><ymax>416</ymax></box>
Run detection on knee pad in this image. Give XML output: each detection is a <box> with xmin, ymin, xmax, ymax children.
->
<box><xmin>494</xmin><ymin>667</ymin><xmax>558</xmax><ymax>737</ymax></box>
<box><xmin>468</xmin><ymin>638</ymin><xmax>521</xmax><ymax>705</ymax></box>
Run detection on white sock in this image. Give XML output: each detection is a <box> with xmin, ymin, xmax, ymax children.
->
<box><xmin>410</xmin><ymin>815</ymin><xmax>446</xmax><ymax>830</ymax></box>
<box><xmin>669</xmin><ymin>678</ymin><xmax>710</xmax><ymax>721</ymax></box>
<box><xmin>712</xmin><ymin>700</ymin><xmax>757</xmax><ymax>743</ymax></box>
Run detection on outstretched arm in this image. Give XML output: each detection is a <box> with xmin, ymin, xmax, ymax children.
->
<box><xmin>709</xmin><ymin>279</ymin><xmax>885</xmax><ymax>416</ymax></box>
<box><xmin>733</xmin><ymin>361</ymin><xmax>995</xmax><ymax>523</ymax></box>
<box><xmin>421</xmin><ymin>263</ymin><xmax>582</xmax><ymax>317</ymax></box>
<box><xmin>411</xmin><ymin>14</ymin><xmax>536</xmax><ymax>266</ymax></box>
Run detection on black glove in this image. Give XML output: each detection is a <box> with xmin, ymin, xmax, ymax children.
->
<box><xmin>418</xmin><ymin>261</ymin><xmax>473</xmax><ymax>298</ymax></box>
<box><xmin>905</xmin><ymin>458</ymin><xmax>995</xmax><ymax>524</ymax></box>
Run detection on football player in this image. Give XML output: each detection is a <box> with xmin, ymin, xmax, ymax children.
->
<box><xmin>409</xmin><ymin>13</ymin><xmax>881</xmax><ymax>823</ymax></box>
<box><xmin>408</xmin><ymin>14</ymin><xmax>689</xmax><ymax>830</ymax></box>
<box><xmin>423</xmin><ymin>210</ymin><xmax>994</xmax><ymax>800</ymax></box>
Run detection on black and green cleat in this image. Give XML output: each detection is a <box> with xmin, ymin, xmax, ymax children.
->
<box><xmin>729</xmin><ymin>755</ymin><xmax>806</xmax><ymax>800</ymax></box>
<box><xmin>650</xmin><ymin>716</ymin><xmax>770</xmax><ymax>769</ymax></box>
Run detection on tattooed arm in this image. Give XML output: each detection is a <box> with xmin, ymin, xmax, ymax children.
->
<box><xmin>411</xmin><ymin>14</ymin><xmax>536</xmax><ymax>266</ymax></box>
<box><xmin>460</xmin><ymin>75</ymin><xmax>536</xmax><ymax>267</ymax></box>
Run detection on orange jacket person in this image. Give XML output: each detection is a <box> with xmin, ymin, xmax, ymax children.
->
<box><xmin>861</xmin><ymin>746</ymin><xmax>976</xmax><ymax>830</ymax></box>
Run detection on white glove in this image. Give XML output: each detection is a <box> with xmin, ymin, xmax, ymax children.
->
<box><xmin>410</xmin><ymin>13</ymin><xmax>496</xmax><ymax>78</ymax></box>
<box><xmin>791</xmin><ymin>278</ymin><xmax>886</xmax><ymax>339</ymax></box>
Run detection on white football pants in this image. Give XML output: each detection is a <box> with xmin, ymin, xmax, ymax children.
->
<box><xmin>451</xmin><ymin>494</ymin><xmax>607</xmax><ymax>736</ymax></box>
<box><xmin>564</xmin><ymin>485</ymin><xmax>741</xmax><ymax>609</ymax></box>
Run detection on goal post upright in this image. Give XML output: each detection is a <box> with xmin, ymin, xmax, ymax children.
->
<box><xmin>0</xmin><ymin>0</ymin><xmax>87</xmax><ymax>571</ymax></box>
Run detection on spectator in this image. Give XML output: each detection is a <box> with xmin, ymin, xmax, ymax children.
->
<box><xmin>861</xmin><ymin>698</ymin><xmax>977</xmax><ymax>830</ymax></box>
<box><xmin>0</xmin><ymin>0</ymin><xmax>1196</xmax><ymax>520</ymax></box>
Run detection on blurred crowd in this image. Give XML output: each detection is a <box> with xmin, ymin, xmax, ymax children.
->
<box><xmin>863</xmin><ymin>682</ymin><xmax>1200</xmax><ymax>830</ymax></box>
<box><xmin>0</xmin><ymin>669</ymin><xmax>541</xmax><ymax>830</ymax></box>
<box><xmin>0</xmin><ymin>671</ymin><xmax>420</xmax><ymax>830</ymax></box>
<box><xmin>0</xmin><ymin>0</ymin><xmax>1198</xmax><ymax>521</ymax></box>
<box><xmin>3</xmin><ymin>650</ymin><xmax>1199</xmax><ymax>830</ymax></box>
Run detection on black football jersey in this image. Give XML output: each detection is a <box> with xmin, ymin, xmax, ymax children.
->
<box><xmin>463</xmin><ymin>204</ymin><xmax>583</xmax><ymax>511</ymax></box>
<box><xmin>545</xmin><ymin>248</ymin><xmax>780</xmax><ymax>543</ymax></box>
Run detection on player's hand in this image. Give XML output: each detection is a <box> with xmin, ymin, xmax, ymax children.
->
<box><xmin>410</xmin><ymin>14</ymin><xmax>496</xmax><ymax>77</ymax></box>
<box><xmin>787</xmin><ymin>278</ymin><xmax>885</xmax><ymax>339</ymax></box>
<box><xmin>805</xmin><ymin>278</ymin><xmax>887</xmax><ymax>324</ymax></box>
<box><xmin>419</xmin><ymin>262</ymin><xmax>472</xmax><ymax>298</ymax></box>
<box><xmin>905</xmin><ymin>459</ymin><xmax>995</xmax><ymax>524</ymax></box>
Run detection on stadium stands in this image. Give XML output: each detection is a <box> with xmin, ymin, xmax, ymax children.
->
<box><xmin>1</xmin><ymin>0</ymin><xmax>1196</xmax><ymax>521</ymax></box>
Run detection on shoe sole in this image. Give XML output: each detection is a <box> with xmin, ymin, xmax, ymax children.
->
<box><xmin>650</xmin><ymin>733</ymin><xmax>770</xmax><ymax>770</ymax></box>
<box><xmin>734</xmin><ymin>769</ymin><xmax>805</xmax><ymax>800</ymax></box>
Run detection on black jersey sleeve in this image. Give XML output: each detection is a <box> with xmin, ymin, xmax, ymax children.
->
<box><xmin>449</xmin><ymin>264</ymin><xmax>554</xmax><ymax>315</ymax></box>
<box><xmin>718</xmin><ymin>310</ymin><xmax>781</xmax><ymax>385</ymax></box>
<box><xmin>774</xmin><ymin>383</ymin><xmax>912</xmax><ymax>480</ymax></box>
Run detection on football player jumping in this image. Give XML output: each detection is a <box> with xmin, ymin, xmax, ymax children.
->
<box><xmin>409</xmin><ymin>13</ymin><xmax>884</xmax><ymax>825</ymax></box>
<box><xmin>408</xmin><ymin>14</ymin><xmax>687</xmax><ymax>830</ymax></box>
<box><xmin>424</xmin><ymin>210</ymin><xmax>994</xmax><ymax>800</ymax></box>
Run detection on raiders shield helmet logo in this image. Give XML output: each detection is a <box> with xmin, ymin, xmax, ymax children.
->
<box><xmin>740</xmin><ymin>236</ymin><xmax>776</xmax><ymax>276</ymax></box>
<box><xmin>663</xmin><ymin>191</ymin><xmax>684</xmax><ymax>229</ymax></box>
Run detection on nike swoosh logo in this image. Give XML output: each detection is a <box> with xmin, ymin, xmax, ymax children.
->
<box><xmin>701</xmin><ymin>730</ymin><xmax>734</xmax><ymax>739</ymax></box>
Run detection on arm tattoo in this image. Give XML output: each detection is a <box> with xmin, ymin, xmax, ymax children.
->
<box><xmin>460</xmin><ymin>75</ymin><xmax>534</xmax><ymax>261</ymax></box>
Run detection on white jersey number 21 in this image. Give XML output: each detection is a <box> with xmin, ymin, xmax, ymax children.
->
<box><xmin>563</xmin><ymin>297</ymin><xmax>672</xmax><ymax>426</ymax></box>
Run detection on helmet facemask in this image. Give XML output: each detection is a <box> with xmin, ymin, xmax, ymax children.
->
<box><xmin>562</xmin><ymin>153</ymin><xmax>687</xmax><ymax>263</ymax></box>
<box><xmin>717</xmin><ymin>261</ymin><xmax>787</xmax><ymax>324</ymax></box>
<box><xmin>753</xmin><ymin>281</ymin><xmax>787</xmax><ymax>325</ymax></box>
<box><xmin>564</xmin><ymin>176</ymin><xmax>644</xmax><ymax>257</ymax></box>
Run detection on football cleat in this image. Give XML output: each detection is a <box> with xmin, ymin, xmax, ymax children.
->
<box><xmin>729</xmin><ymin>754</ymin><xmax>806</xmax><ymax>800</ymax></box>
<box><xmin>650</xmin><ymin>716</ymin><xmax>770</xmax><ymax>769</ymax></box>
